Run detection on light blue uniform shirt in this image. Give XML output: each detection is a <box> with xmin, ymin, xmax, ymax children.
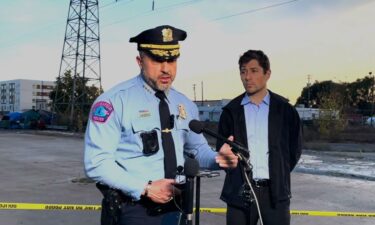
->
<box><xmin>84</xmin><ymin>75</ymin><xmax>218</xmax><ymax>200</ymax></box>
<box><xmin>241</xmin><ymin>92</ymin><xmax>270</xmax><ymax>180</ymax></box>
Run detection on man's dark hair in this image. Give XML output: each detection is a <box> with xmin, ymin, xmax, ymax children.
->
<box><xmin>238</xmin><ymin>50</ymin><xmax>270</xmax><ymax>72</ymax></box>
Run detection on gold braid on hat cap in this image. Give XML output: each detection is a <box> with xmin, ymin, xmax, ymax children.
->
<box><xmin>139</xmin><ymin>44</ymin><xmax>180</xmax><ymax>50</ymax></box>
<box><xmin>149</xmin><ymin>49</ymin><xmax>180</xmax><ymax>57</ymax></box>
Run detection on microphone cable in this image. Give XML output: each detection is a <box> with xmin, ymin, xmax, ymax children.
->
<box><xmin>241</xmin><ymin>164</ymin><xmax>264</xmax><ymax>225</ymax></box>
<box><xmin>172</xmin><ymin>185</ymin><xmax>183</xmax><ymax>213</ymax></box>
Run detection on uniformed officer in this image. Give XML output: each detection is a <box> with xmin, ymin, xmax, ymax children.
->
<box><xmin>84</xmin><ymin>25</ymin><xmax>238</xmax><ymax>225</ymax></box>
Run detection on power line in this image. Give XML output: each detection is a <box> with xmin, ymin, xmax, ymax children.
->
<box><xmin>0</xmin><ymin>0</ymin><xmax>133</xmax><ymax>50</ymax></box>
<box><xmin>102</xmin><ymin>0</ymin><xmax>300</xmax><ymax>30</ymax></box>
<box><xmin>0</xmin><ymin>0</ymin><xmax>200</xmax><ymax>49</ymax></box>
<box><xmin>0</xmin><ymin>0</ymin><xmax>299</xmax><ymax>50</ymax></box>
<box><xmin>100</xmin><ymin>0</ymin><xmax>134</xmax><ymax>9</ymax></box>
<box><xmin>102</xmin><ymin>0</ymin><xmax>203</xmax><ymax>28</ymax></box>
<box><xmin>213</xmin><ymin>0</ymin><xmax>300</xmax><ymax>21</ymax></box>
<box><xmin>153</xmin><ymin>0</ymin><xmax>203</xmax><ymax>12</ymax></box>
<box><xmin>0</xmin><ymin>21</ymin><xmax>62</xmax><ymax>50</ymax></box>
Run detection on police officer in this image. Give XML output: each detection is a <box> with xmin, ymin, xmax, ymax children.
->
<box><xmin>84</xmin><ymin>25</ymin><xmax>238</xmax><ymax>225</ymax></box>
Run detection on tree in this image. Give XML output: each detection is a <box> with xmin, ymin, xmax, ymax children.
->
<box><xmin>49</xmin><ymin>70</ymin><xmax>102</xmax><ymax>130</ymax></box>
<box><xmin>296</xmin><ymin>80</ymin><xmax>345</xmax><ymax>108</ymax></box>
<box><xmin>344</xmin><ymin>75</ymin><xmax>374</xmax><ymax>116</ymax></box>
<box><xmin>315</xmin><ymin>91</ymin><xmax>347</xmax><ymax>137</ymax></box>
<box><xmin>296</xmin><ymin>76</ymin><xmax>374</xmax><ymax>116</ymax></box>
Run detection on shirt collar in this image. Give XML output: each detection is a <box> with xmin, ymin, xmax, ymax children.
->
<box><xmin>241</xmin><ymin>91</ymin><xmax>270</xmax><ymax>106</ymax></box>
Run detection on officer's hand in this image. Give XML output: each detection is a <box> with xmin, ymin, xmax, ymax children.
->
<box><xmin>216</xmin><ymin>135</ymin><xmax>238</xmax><ymax>169</ymax></box>
<box><xmin>144</xmin><ymin>179</ymin><xmax>180</xmax><ymax>204</ymax></box>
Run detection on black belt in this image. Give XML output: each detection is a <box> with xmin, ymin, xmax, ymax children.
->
<box><xmin>252</xmin><ymin>179</ymin><xmax>269</xmax><ymax>187</ymax></box>
<box><xmin>96</xmin><ymin>183</ymin><xmax>181</xmax><ymax>215</ymax></box>
<box><xmin>96</xmin><ymin>183</ymin><xmax>132</xmax><ymax>201</ymax></box>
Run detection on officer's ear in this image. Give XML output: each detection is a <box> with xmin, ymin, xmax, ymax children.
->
<box><xmin>136</xmin><ymin>55</ymin><xmax>143</xmax><ymax>69</ymax></box>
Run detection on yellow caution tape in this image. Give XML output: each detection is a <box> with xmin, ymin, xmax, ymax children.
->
<box><xmin>199</xmin><ymin>208</ymin><xmax>375</xmax><ymax>217</ymax></box>
<box><xmin>290</xmin><ymin>210</ymin><xmax>375</xmax><ymax>217</ymax></box>
<box><xmin>0</xmin><ymin>202</ymin><xmax>101</xmax><ymax>211</ymax></box>
<box><xmin>197</xmin><ymin>208</ymin><xmax>227</xmax><ymax>213</ymax></box>
<box><xmin>1</xmin><ymin>202</ymin><xmax>374</xmax><ymax>218</ymax></box>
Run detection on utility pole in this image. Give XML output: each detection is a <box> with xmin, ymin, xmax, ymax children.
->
<box><xmin>54</xmin><ymin>0</ymin><xmax>102</xmax><ymax>130</ymax></box>
<box><xmin>370</xmin><ymin>71</ymin><xmax>374</xmax><ymax>126</ymax></box>
<box><xmin>307</xmin><ymin>74</ymin><xmax>312</xmax><ymax>107</ymax></box>
<box><xmin>193</xmin><ymin>84</ymin><xmax>196</xmax><ymax>102</ymax></box>
<box><xmin>201</xmin><ymin>81</ymin><xmax>204</xmax><ymax>106</ymax></box>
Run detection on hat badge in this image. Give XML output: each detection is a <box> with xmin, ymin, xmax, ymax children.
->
<box><xmin>162</xmin><ymin>28</ymin><xmax>173</xmax><ymax>42</ymax></box>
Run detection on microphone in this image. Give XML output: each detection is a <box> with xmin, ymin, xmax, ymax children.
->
<box><xmin>189</xmin><ymin>119</ymin><xmax>249</xmax><ymax>158</ymax></box>
<box><xmin>175</xmin><ymin>165</ymin><xmax>186</xmax><ymax>187</ymax></box>
<box><xmin>183</xmin><ymin>157</ymin><xmax>199</xmax><ymax>225</ymax></box>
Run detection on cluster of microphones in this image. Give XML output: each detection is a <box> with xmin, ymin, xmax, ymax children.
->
<box><xmin>176</xmin><ymin>119</ymin><xmax>251</xmax><ymax>225</ymax></box>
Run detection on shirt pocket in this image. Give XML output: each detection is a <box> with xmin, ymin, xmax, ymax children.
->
<box><xmin>174</xmin><ymin>118</ymin><xmax>190</xmax><ymax>144</ymax></box>
<box><xmin>175</xmin><ymin>118</ymin><xmax>189</xmax><ymax>131</ymax></box>
<box><xmin>131</xmin><ymin>117</ymin><xmax>160</xmax><ymax>133</ymax></box>
<box><xmin>120</xmin><ymin>118</ymin><xmax>160</xmax><ymax>155</ymax></box>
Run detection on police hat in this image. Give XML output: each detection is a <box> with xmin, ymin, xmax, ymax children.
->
<box><xmin>129</xmin><ymin>25</ymin><xmax>187</xmax><ymax>62</ymax></box>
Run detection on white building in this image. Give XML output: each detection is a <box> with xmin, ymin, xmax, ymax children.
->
<box><xmin>296</xmin><ymin>106</ymin><xmax>340</xmax><ymax>121</ymax></box>
<box><xmin>0</xmin><ymin>79</ymin><xmax>55</xmax><ymax>113</ymax></box>
<box><xmin>295</xmin><ymin>107</ymin><xmax>321</xmax><ymax>120</ymax></box>
<box><xmin>195</xmin><ymin>99</ymin><xmax>230</xmax><ymax>122</ymax></box>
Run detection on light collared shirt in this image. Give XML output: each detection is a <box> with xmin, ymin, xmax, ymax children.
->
<box><xmin>241</xmin><ymin>92</ymin><xmax>270</xmax><ymax>180</ymax></box>
<box><xmin>84</xmin><ymin>75</ymin><xmax>218</xmax><ymax>200</ymax></box>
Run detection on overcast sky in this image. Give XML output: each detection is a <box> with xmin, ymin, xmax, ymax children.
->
<box><xmin>0</xmin><ymin>0</ymin><xmax>374</xmax><ymax>104</ymax></box>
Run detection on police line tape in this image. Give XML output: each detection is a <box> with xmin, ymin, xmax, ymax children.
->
<box><xmin>0</xmin><ymin>202</ymin><xmax>374</xmax><ymax>218</ymax></box>
<box><xmin>199</xmin><ymin>208</ymin><xmax>375</xmax><ymax>217</ymax></box>
<box><xmin>0</xmin><ymin>202</ymin><xmax>100</xmax><ymax>211</ymax></box>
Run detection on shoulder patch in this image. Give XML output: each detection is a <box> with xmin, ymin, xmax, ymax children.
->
<box><xmin>91</xmin><ymin>101</ymin><xmax>114</xmax><ymax>123</ymax></box>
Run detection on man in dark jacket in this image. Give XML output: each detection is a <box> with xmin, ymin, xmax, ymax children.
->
<box><xmin>216</xmin><ymin>50</ymin><xmax>302</xmax><ymax>225</ymax></box>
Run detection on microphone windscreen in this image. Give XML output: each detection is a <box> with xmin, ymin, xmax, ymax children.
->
<box><xmin>184</xmin><ymin>157</ymin><xmax>199</xmax><ymax>177</ymax></box>
<box><xmin>188</xmin><ymin>119</ymin><xmax>204</xmax><ymax>134</ymax></box>
<box><xmin>177</xmin><ymin>165</ymin><xmax>184</xmax><ymax>173</ymax></box>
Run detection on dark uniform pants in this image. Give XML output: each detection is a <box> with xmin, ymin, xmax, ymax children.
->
<box><xmin>226</xmin><ymin>185</ymin><xmax>290</xmax><ymax>225</ymax></box>
<box><xmin>119</xmin><ymin>201</ymin><xmax>181</xmax><ymax>225</ymax></box>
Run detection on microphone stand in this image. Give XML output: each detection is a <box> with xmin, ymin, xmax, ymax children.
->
<box><xmin>195</xmin><ymin>175</ymin><xmax>200</xmax><ymax>225</ymax></box>
<box><xmin>181</xmin><ymin>157</ymin><xmax>199</xmax><ymax>225</ymax></box>
<box><xmin>184</xmin><ymin>177</ymin><xmax>195</xmax><ymax>225</ymax></box>
<box><xmin>194</xmin><ymin>170</ymin><xmax>220</xmax><ymax>225</ymax></box>
<box><xmin>187</xmin><ymin>120</ymin><xmax>263</xmax><ymax>225</ymax></box>
<box><xmin>235</xmin><ymin>151</ymin><xmax>264</xmax><ymax>225</ymax></box>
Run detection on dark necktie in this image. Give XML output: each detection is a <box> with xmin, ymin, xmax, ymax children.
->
<box><xmin>155</xmin><ymin>91</ymin><xmax>177</xmax><ymax>178</ymax></box>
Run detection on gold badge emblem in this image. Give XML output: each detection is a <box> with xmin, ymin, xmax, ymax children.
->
<box><xmin>178</xmin><ymin>104</ymin><xmax>187</xmax><ymax>120</ymax></box>
<box><xmin>162</xmin><ymin>28</ymin><xmax>173</xmax><ymax>42</ymax></box>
